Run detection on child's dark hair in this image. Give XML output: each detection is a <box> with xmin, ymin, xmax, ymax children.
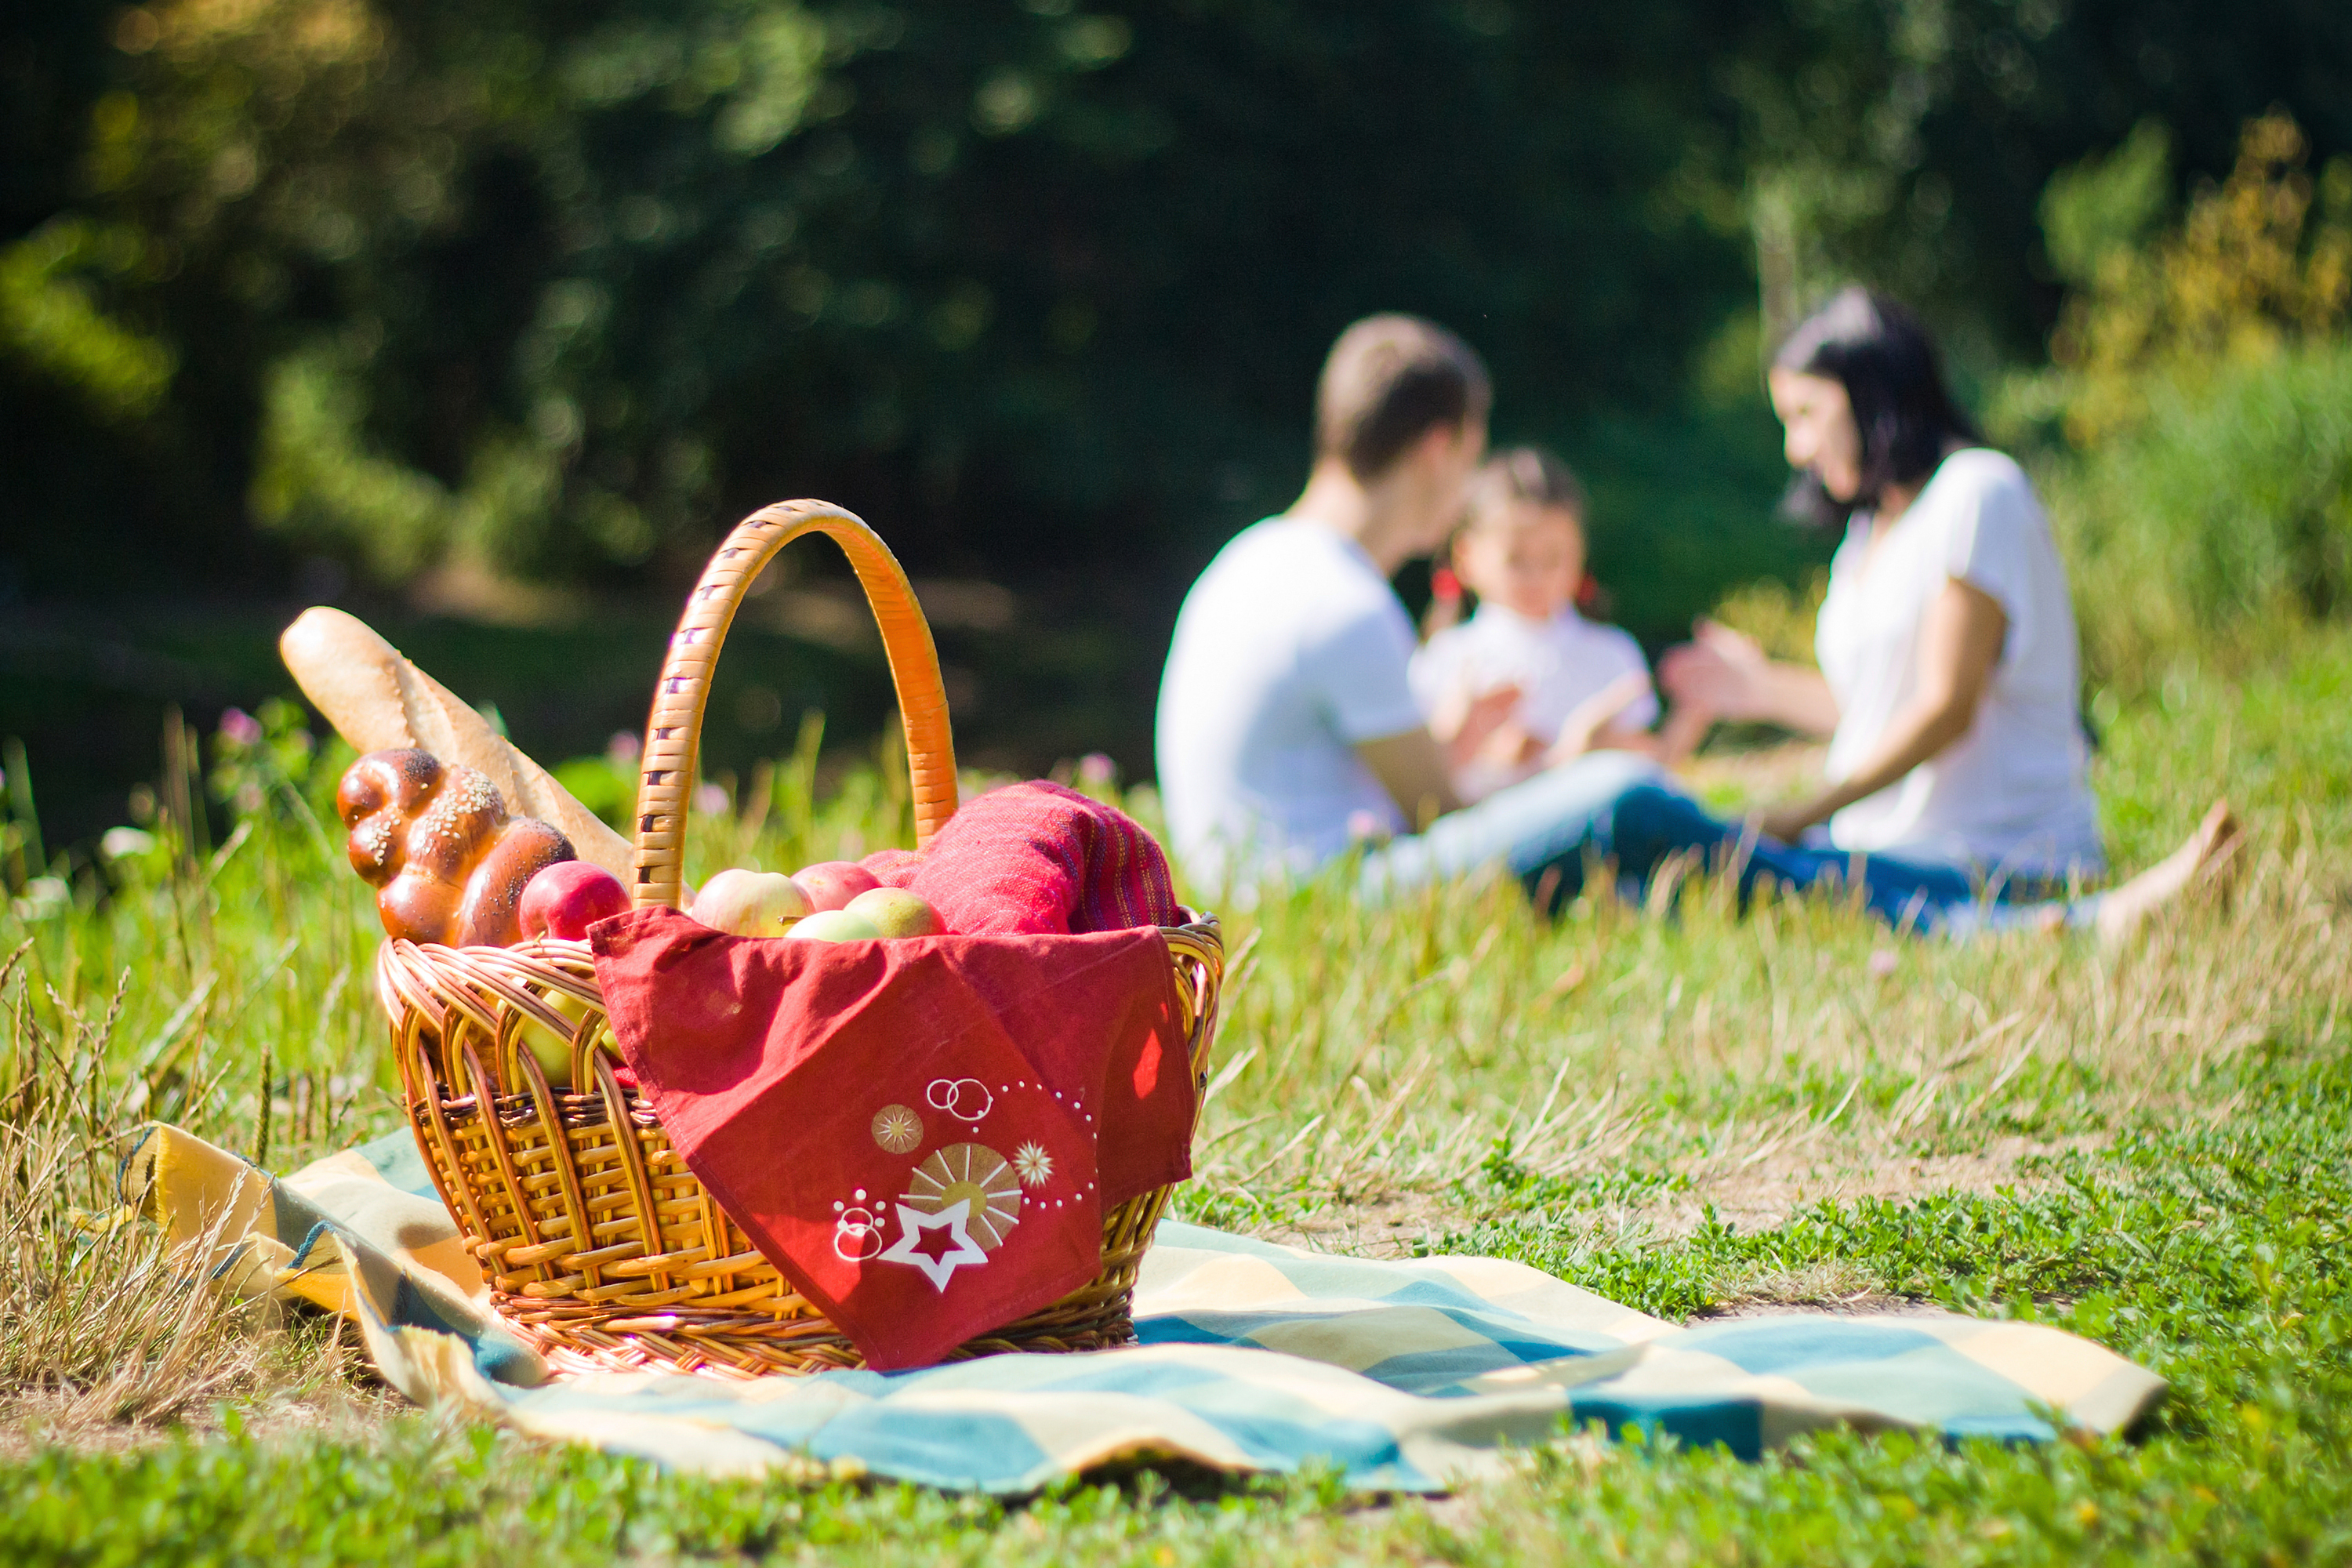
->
<box><xmin>1465</xmin><ymin>445</ymin><xmax>1588</xmax><ymax>531</ymax></box>
<box><xmin>1773</xmin><ymin>288</ymin><xmax>1981</xmax><ymax>524</ymax></box>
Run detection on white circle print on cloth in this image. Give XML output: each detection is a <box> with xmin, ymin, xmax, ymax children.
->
<box><xmin>927</xmin><ymin>1077</ymin><xmax>993</xmax><ymax>1123</ymax></box>
<box><xmin>831</xmin><ymin>1190</ymin><xmax>887</xmax><ymax>1261</ymax></box>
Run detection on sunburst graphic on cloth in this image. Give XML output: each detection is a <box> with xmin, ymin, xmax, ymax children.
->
<box><xmin>903</xmin><ymin>1143</ymin><xmax>1023</xmax><ymax>1250</ymax></box>
<box><xmin>1012</xmin><ymin>1141</ymin><xmax>1053</xmax><ymax>1187</ymax></box>
<box><xmin>870</xmin><ymin>1103</ymin><xmax>924</xmax><ymax>1153</ymax></box>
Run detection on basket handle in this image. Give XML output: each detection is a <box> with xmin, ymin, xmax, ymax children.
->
<box><xmin>630</xmin><ymin>500</ymin><xmax>959</xmax><ymax>911</ymax></box>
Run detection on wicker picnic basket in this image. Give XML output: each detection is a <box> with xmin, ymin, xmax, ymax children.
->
<box><xmin>375</xmin><ymin>499</ymin><xmax>1224</xmax><ymax>1380</ymax></box>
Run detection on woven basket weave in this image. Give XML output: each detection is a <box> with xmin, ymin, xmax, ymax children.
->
<box><xmin>378</xmin><ymin>499</ymin><xmax>1224</xmax><ymax>1380</ymax></box>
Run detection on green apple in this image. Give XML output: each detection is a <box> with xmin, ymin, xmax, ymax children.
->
<box><xmin>784</xmin><ymin>908</ymin><xmax>881</xmax><ymax>942</ymax></box>
<box><xmin>517</xmin><ymin>989</ymin><xmax>608</xmax><ymax>1088</ymax></box>
<box><xmin>689</xmin><ymin>867</ymin><xmax>811</xmax><ymax>936</ymax></box>
<box><xmin>844</xmin><ymin>887</ymin><xmax>945</xmax><ymax>938</ymax></box>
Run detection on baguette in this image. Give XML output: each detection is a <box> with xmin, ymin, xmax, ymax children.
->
<box><xmin>279</xmin><ymin>607</ymin><xmax>634</xmax><ymax>880</ymax></box>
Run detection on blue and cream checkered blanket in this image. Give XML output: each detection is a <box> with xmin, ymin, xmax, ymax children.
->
<box><xmin>125</xmin><ymin>1122</ymin><xmax>2163</xmax><ymax>1492</ymax></box>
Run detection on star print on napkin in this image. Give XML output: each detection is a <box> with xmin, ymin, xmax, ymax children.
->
<box><xmin>879</xmin><ymin>1200</ymin><xmax>989</xmax><ymax>1290</ymax></box>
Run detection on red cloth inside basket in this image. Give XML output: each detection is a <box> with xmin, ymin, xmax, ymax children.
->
<box><xmin>858</xmin><ymin>781</ymin><xmax>1181</xmax><ymax>937</ymax></box>
<box><xmin>588</xmin><ymin>907</ymin><xmax>1196</xmax><ymax>1370</ymax></box>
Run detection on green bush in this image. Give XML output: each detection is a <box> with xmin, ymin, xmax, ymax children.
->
<box><xmin>2048</xmin><ymin>341</ymin><xmax>2352</xmax><ymax>684</ymax></box>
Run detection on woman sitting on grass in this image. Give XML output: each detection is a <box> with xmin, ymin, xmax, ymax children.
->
<box><xmin>1533</xmin><ymin>287</ymin><xmax>2238</xmax><ymax>941</ymax></box>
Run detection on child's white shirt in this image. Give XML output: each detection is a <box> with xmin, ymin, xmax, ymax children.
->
<box><xmin>1410</xmin><ymin>604</ymin><xmax>1659</xmax><ymax>797</ymax></box>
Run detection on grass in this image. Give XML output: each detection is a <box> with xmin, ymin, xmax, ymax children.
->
<box><xmin>0</xmin><ymin>626</ymin><xmax>2347</xmax><ymax>1563</ymax></box>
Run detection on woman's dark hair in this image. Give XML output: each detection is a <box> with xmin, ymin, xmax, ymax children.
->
<box><xmin>1772</xmin><ymin>288</ymin><xmax>1982</xmax><ymax>524</ymax></box>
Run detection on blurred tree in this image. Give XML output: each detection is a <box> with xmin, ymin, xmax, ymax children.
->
<box><xmin>2047</xmin><ymin>113</ymin><xmax>2350</xmax><ymax>445</ymax></box>
<box><xmin>2039</xmin><ymin>118</ymin><xmax>2173</xmax><ymax>292</ymax></box>
<box><xmin>1717</xmin><ymin>0</ymin><xmax>2352</xmax><ymax>377</ymax></box>
<box><xmin>4</xmin><ymin>0</ymin><xmax>1760</xmax><ymax>598</ymax></box>
<box><xmin>1</xmin><ymin>0</ymin><xmax>2347</xmax><ymax>608</ymax></box>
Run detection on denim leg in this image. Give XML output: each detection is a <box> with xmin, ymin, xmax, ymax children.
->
<box><xmin>1357</xmin><ymin>751</ymin><xmax>1665</xmax><ymax>905</ymax></box>
<box><xmin>1593</xmin><ymin>786</ymin><xmax>1984</xmax><ymax>929</ymax></box>
<box><xmin>1359</xmin><ymin>760</ymin><xmax>2044</xmax><ymax>936</ymax></box>
<box><xmin>1759</xmin><ymin>846</ymin><xmax>1983</xmax><ymax>934</ymax></box>
<box><xmin>1521</xmin><ymin>779</ymin><xmax>1743</xmax><ymax>913</ymax></box>
<box><xmin>1554</xmin><ymin>782</ymin><xmax>2016</xmax><ymax>933</ymax></box>
<box><xmin>1590</xmin><ymin>783</ymin><xmax>1744</xmax><ymax>891</ymax></box>
<box><xmin>1937</xmin><ymin>890</ymin><xmax>2107</xmax><ymax>938</ymax></box>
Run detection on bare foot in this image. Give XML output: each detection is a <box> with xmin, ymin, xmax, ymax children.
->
<box><xmin>2095</xmin><ymin>799</ymin><xmax>2244</xmax><ymax>948</ymax></box>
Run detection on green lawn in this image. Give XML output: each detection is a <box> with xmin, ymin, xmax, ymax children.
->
<box><xmin>2</xmin><ymin>632</ymin><xmax>2347</xmax><ymax>1565</ymax></box>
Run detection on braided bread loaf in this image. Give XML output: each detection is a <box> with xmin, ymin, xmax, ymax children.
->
<box><xmin>282</xmin><ymin>607</ymin><xmax>633</xmax><ymax>880</ymax></box>
<box><xmin>339</xmin><ymin>748</ymin><xmax>575</xmax><ymax>947</ymax></box>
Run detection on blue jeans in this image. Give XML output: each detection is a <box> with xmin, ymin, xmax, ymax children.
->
<box><xmin>1359</xmin><ymin>757</ymin><xmax>2100</xmax><ymax>937</ymax></box>
<box><xmin>1359</xmin><ymin>751</ymin><xmax>1666</xmax><ymax>902</ymax></box>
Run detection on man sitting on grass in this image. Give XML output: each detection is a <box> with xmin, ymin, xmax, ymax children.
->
<box><xmin>1155</xmin><ymin>314</ymin><xmax>1664</xmax><ymax>902</ymax></box>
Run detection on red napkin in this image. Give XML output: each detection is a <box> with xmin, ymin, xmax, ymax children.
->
<box><xmin>859</xmin><ymin>781</ymin><xmax>1181</xmax><ymax>936</ymax></box>
<box><xmin>589</xmin><ymin>907</ymin><xmax>1197</xmax><ymax>1370</ymax></box>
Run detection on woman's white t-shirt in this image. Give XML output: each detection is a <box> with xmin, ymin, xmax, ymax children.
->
<box><xmin>1815</xmin><ymin>448</ymin><xmax>2103</xmax><ymax>876</ymax></box>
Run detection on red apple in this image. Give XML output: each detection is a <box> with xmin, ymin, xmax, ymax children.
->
<box><xmin>792</xmin><ymin>860</ymin><xmax>881</xmax><ymax>911</ymax></box>
<box><xmin>689</xmin><ymin>868</ymin><xmax>811</xmax><ymax>936</ymax></box>
<box><xmin>845</xmin><ymin>886</ymin><xmax>944</xmax><ymax>938</ymax></box>
<box><xmin>520</xmin><ymin>861</ymin><xmax>630</xmax><ymax>941</ymax></box>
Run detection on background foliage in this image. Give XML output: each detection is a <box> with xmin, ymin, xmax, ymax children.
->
<box><xmin>2</xmin><ymin>2</ymin><xmax>2352</xmax><ymax>844</ymax></box>
<box><xmin>2008</xmin><ymin>114</ymin><xmax>2352</xmax><ymax>686</ymax></box>
<box><xmin>5</xmin><ymin>0</ymin><xmax>2350</xmax><ymax>599</ymax></box>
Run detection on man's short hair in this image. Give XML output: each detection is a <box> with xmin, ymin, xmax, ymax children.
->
<box><xmin>1315</xmin><ymin>315</ymin><xmax>1493</xmax><ymax>481</ymax></box>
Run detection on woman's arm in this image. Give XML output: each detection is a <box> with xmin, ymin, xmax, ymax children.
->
<box><xmin>1657</xmin><ymin>620</ymin><xmax>1842</xmax><ymax>737</ymax></box>
<box><xmin>1541</xmin><ymin>670</ymin><xmax>1708</xmax><ymax>769</ymax></box>
<box><xmin>1757</xmin><ymin>579</ymin><xmax>2006</xmax><ymax>841</ymax></box>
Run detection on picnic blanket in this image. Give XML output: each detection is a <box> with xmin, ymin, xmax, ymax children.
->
<box><xmin>122</xmin><ymin>1122</ymin><xmax>2165</xmax><ymax>1492</ymax></box>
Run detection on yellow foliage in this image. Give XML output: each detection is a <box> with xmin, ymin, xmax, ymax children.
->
<box><xmin>137</xmin><ymin>0</ymin><xmax>384</xmax><ymax>68</ymax></box>
<box><xmin>1707</xmin><ymin>570</ymin><xmax>1828</xmax><ymax>666</ymax></box>
<box><xmin>2055</xmin><ymin>113</ymin><xmax>2352</xmax><ymax>446</ymax></box>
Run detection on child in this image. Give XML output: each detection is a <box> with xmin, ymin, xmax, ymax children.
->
<box><xmin>1410</xmin><ymin>447</ymin><xmax>1704</xmax><ymax>800</ymax></box>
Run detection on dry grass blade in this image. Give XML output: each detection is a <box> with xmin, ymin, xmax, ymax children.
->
<box><xmin>0</xmin><ymin>1118</ymin><xmax>269</xmax><ymax>1430</ymax></box>
<box><xmin>0</xmin><ymin>949</ymin><xmax>303</xmax><ymax>1438</ymax></box>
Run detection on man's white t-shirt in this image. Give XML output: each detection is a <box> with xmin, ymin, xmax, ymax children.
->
<box><xmin>1816</xmin><ymin>448</ymin><xmax>2103</xmax><ymax>876</ymax></box>
<box><xmin>1156</xmin><ymin>518</ymin><xmax>1424</xmax><ymax>883</ymax></box>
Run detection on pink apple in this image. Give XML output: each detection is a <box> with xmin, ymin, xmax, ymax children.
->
<box><xmin>792</xmin><ymin>860</ymin><xmax>881</xmax><ymax>911</ymax></box>
<box><xmin>689</xmin><ymin>868</ymin><xmax>811</xmax><ymax>936</ymax></box>
<box><xmin>845</xmin><ymin>887</ymin><xmax>943</xmax><ymax>938</ymax></box>
<box><xmin>784</xmin><ymin>908</ymin><xmax>880</xmax><ymax>942</ymax></box>
<box><xmin>520</xmin><ymin>861</ymin><xmax>630</xmax><ymax>941</ymax></box>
